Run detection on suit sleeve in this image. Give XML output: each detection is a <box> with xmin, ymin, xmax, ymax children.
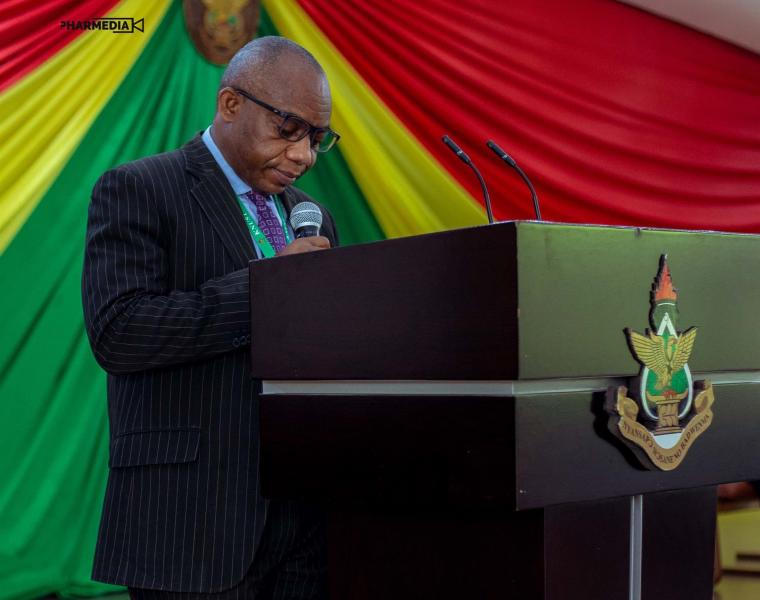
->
<box><xmin>82</xmin><ymin>166</ymin><xmax>250</xmax><ymax>375</ymax></box>
<box><xmin>324</xmin><ymin>206</ymin><xmax>340</xmax><ymax>248</ymax></box>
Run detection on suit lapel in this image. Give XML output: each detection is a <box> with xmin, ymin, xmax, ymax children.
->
<box><xmin>278</xmin><ymin>187</ymin><xmax>297</xmax><ymax>220</ymax></box>
<box><xmin>183</xmin><ymin>135</ymin><xmax>256</xmax><ymax>269</ymax></box>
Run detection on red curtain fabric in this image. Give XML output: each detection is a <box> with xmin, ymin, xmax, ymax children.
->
<box><xmin>0</xmin><ymin>0</ymin><xmax>118</xmax><ymax>91</ymax></box>
<box><xmin>301</xmin><ymin>0</ymin><xmax>760</xmax><ymax>232</ymax></box>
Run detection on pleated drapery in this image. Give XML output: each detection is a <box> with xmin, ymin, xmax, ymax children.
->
<box><xmin>300</xmin><ymin>0</ymin><xmax>760</xmax><ymax>230</ymax></box>
<box><xmin>1</xmin><ymin>1</ymin><xmax>759</xmax><ymax>598</ymax></box>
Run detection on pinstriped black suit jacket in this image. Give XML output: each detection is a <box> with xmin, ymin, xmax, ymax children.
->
<box><xmin>81</xmin><ymin>134</ymin><xmax>338</xmax><ymax>592</ymax></box>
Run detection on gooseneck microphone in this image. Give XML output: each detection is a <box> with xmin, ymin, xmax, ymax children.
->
<box><xmin>442</xmin><ymin>135</ymin><xmax>494</xmax><ymax>224</ymax></box>
<box><xmin>289</xmin><ymin>201</ymin><xmax>323</xmax><ymax>238</ymax></box>
<box><xmin>486</xmin><ymin>140</ymin><xmax>541</xmax><ymax>220</ymax></box>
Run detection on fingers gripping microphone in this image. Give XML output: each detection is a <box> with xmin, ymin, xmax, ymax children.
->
<box><xmin>289</xmin><ymin>201</ymin><xmax>323</xmax><ymax>238</ymax></box>
<box><xmin>442</xmin><ymin>135</ymin><xmax>494</xmax><ymax>224</ymax></box>
<box><xmin>486</xmin><ymin>140</ymin><xmax>542</xmax><ymax>221</ymax></box>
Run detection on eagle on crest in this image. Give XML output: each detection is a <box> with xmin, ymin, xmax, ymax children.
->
<box><xmin>627</xmin><ymin>328</ymin><xmax>698</xmax><ymax>392</ymax></box>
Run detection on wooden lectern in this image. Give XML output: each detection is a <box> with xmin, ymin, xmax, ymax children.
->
<box><xmin>249</xmin><ymin>221</ymin><xmax>760</xmax><ymax>600</ymax></box>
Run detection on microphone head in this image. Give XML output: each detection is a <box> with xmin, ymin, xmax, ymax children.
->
<box><xmin>486</xmin><ymin>140</ymin><xmax>502</xmax><ymax>154</ymax></box>
<box><xmin>486</xmin><ymin>139</ymin><xmax>517</xmax><ymax>167</ymax></box>
<box><xmin>441</xmin><ymin>134</ymin><xmax>471</xmax><ymax>165</ymax></box>
<box><xmin>289</xmin><ymin>201</ymin><xmax>323</xmax><ymax>232</ymax></box>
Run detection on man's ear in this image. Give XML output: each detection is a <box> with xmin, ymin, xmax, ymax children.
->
<box><xmin>217</xmin><ymin>87</ymin><xmax>242</xmax><ymax>123</ymax></box>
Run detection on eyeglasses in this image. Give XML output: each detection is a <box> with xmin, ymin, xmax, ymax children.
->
<box><xmin>232</xmin><ymin>87</ymin><xmax>340</xmax><ymax>153</ymax></box>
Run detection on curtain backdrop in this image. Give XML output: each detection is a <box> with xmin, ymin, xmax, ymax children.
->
<box><xmin>1</xmin><ymin>0</ymin><xmax>759</xmax><ymax>598</ymax></box>
<box><xmin>0</xmin><ymin>4</ymin><xmax>379</xmax><ymax>599</ymax></box>
<box><xmin>0</xmin><ymin>0</ymin><xmax>118</xmax><ymax>91</ymax></box>
<box><xmin>299</xmin><ymin>0</ymin><xmax>760</xmax><ymax>230</ymax></box>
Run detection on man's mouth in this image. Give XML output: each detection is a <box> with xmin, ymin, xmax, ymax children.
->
<box><xmin>272</xmin><ymin>168</ymin><xmax>299</xmax><ymax>186</ymax></box>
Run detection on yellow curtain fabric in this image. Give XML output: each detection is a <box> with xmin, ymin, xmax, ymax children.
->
<box><xmin>263</xmin><ymin>0</ymin><xmax>486</xmax><ymax>238</ymax></box>
<box><xmin>0</xmin><ymin>0</ymin><xmax>171</xmax><ymax>253</ymax></box>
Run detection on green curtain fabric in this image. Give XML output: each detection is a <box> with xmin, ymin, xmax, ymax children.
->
<box><xmin>0</xmin><ymin>4</ymin><xmax>382</xmax><ymax>599</ymax></box>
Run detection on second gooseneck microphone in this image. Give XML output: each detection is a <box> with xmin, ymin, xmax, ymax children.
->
<box><xmin>442</xmin><ymin>135</ymin><xmax>494</xmax><ymax>224</ymax></box>
<box><xmin>486</xmin><ymin>140</ymin><xmax>542</xmax><ymax>221</ymax></box>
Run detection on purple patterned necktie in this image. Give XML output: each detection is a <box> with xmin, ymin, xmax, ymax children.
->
<box><xmin>245</xmin><ymin>190</ymin><xmax>287</xmax><ymax>253</ymax></box>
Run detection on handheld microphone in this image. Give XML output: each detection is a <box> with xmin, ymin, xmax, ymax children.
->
<box><xmin>289</xmin><ymin>201</ymin><xmax>323</xmax><ymax>238</ymax></box>
<box><xmin>486</xmin><ymin>140</ymin><xmax>541</xmax><ymax>220</ymax></box>
<box><xmin>442</xmin><ymin>134</ymin><xmax>494</xmax><ymax>224</ymax></box>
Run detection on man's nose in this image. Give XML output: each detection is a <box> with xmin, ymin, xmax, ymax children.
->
<box><xmin>285</xmin><ymin>135</ymin><xmax>314</xmax><ymax>166</ymax></box>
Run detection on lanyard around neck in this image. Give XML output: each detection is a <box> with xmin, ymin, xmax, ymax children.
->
<box><xmin>236</xmin><ymin>195</ymin><xmax>292</xmax><ymax>258</ymax></box>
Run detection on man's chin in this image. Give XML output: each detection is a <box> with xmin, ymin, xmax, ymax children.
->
<box><xmin>248</xmin><ymin>178</ymin><xmax>287</xmax><ymax>196</ymax></box>
<box><xmin>262</xmin><ymin>183</ymin><xmax>287</xmax><ymax>195</ymax></box>
<box><xmin>245</xmin><ymin>171</ymin><xmax>289</xmax><ymax>195</ymax></box>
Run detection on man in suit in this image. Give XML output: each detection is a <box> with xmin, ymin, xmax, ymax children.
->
<box><xmin>82</xmin><ymin>36</ymin><xmax>339</xmax><ymax>599</ymax></box>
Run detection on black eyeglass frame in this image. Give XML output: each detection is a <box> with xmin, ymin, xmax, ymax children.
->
<box><xmin>232</xmin><ymin>87</ymin><xmax>340</xmax><ymax>153</ymax></box>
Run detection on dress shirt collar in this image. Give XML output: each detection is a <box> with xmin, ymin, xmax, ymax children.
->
<box><xmin>201</xmin><ymin>126</ymin><xmax>251</xmax><ymax>197</ymax></box>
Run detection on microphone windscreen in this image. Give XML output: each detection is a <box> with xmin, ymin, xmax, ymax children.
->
<box><xmin>289</xmin><ymin>201</ymin><xmax>323</xmax><ymax>232</ymax></box>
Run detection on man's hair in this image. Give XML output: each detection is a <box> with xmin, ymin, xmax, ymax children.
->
<box><xmin>219</xmin><ymin>36</ymin><xmax>324</xmax><ymax>90</ymax></box>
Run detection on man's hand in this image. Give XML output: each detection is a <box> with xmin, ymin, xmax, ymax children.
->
<box><xmin>276</xmin><ymin>236</ymin><xmax>331</xmax><ymax>256</ymax></box>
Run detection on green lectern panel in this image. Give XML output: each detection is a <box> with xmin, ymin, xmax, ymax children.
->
<box><xmin>516</xmin><ymin>222</ymin><xmax>760</xmax><ymax>379</ymax></box>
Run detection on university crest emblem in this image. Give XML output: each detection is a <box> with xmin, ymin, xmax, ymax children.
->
<box><xmin>183</xmin><ymin>0</ymin><xmax>260</xmax><ymax>65</ymax></box>
<box><xmin>607</xmin><ymin>256</ymin><xmax>715</xmax><ymax>470</ymax></box>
